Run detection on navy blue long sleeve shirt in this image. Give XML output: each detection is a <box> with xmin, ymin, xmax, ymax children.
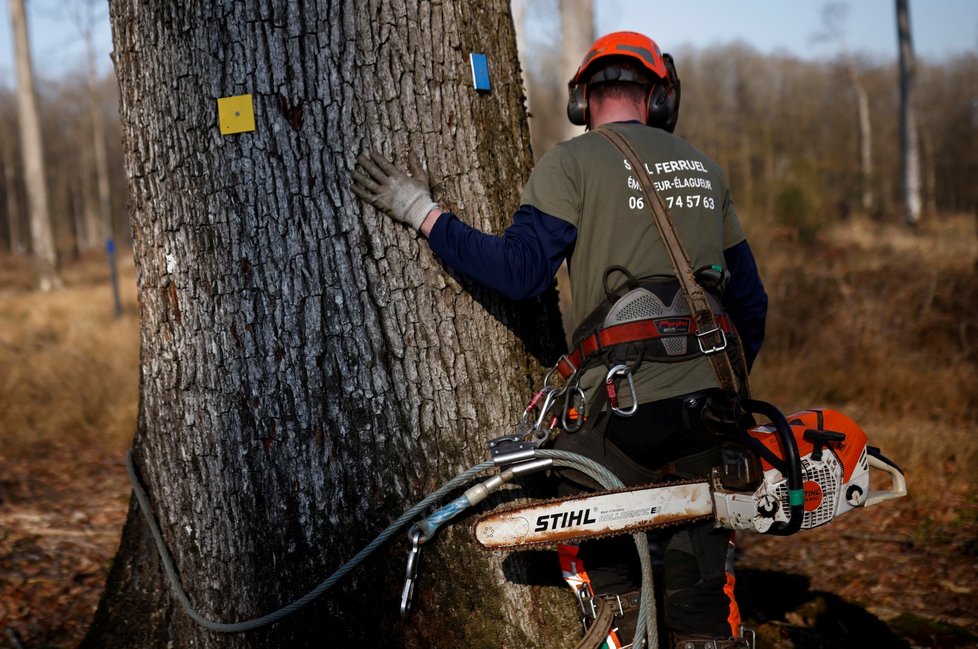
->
<box><xmin>426</xmin><ymin>205</ymin><xmax>767</xmax><ymax>367</ymax></box>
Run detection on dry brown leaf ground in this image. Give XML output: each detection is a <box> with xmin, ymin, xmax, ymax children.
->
<box><xmin>2</xmin><ymin>216</ymin><xmax>977</xmax><ymax>647</ymax></box>
<box><xmin>1</xmin><ymin>427</ymin><xmax>976</xmax><ymax>648</ymax></box>
<box><xmin>0</xmin><ymin>445</ymin><xmax>128</xmax><ymax>648</ymax></box>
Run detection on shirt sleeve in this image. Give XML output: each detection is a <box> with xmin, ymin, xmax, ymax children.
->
<box><xmin>720</xmin><ymin>178</ymin><xmax>747</xmax><ymax>250</ymax></box>
<box><xmin>426</xmin><ymin>205</ymin><xmax>578</xmax><ymax>300</ymax></box>
<box><xmin>518</xmin><ymin>143</ymin><xmax>582</xmax><ymax>227</ymax></box>
<box><xmin>722</xmin><ymin>239</ymin><xmax>768</xmax><ymax>370</ymax></box>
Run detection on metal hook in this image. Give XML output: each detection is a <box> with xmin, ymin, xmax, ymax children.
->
<box><xmin>543</xmin><ymin>365</ymin><xmax>560</xmax><ymax>388</ymax></box>
<box><xmin>533</xmin><ymin>386</ymin><xmax>563</xmax><ymax>431</ymax></box>
<box><xmin>562</xmin><ymin>385</ymin><xmax>587</xmax><ymax>432</ymax></box>
<box><xmin>605</xmin><ymin>364</ymin><xmax>638</xmax><ymax>417</ymax></box>
<box><xmin>400</xmin><ymin>527</ymin><xmax>423</xmax><ymax>618</ymax></box>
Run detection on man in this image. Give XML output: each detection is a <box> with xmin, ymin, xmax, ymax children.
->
<box><xmin>352</xmin><ymin>31</ymin><xmax>765</xmax><ymax>649</ymax></box>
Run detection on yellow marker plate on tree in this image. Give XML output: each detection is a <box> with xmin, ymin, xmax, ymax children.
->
<box><xmin>217</xmin><ymin>94</ymin><xmax>255</xmax><ymax>135</ymax></box>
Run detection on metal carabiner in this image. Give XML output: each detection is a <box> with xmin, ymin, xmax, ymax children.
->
<box><xmin>400</xmin><ymin>527</ymin><xmax>423</xmax><ymax>618</ymax></box>
<box><xmin>542</xmin><ymin>364</ymin><xmax>561</xmax><ymax>389</ymax></box>
<box><xmin>605</xmin><ymin>364</ymin><xmax>638</xmax><ymax>417</ymax></box>
<box><xmin>532</xmin><ymin>386</ymin><xmax>563</xmax><ymax>431</ymax></box>
<box><xmin>561</xmin><ymin>385</ymin><xmax>587</xmax><ymax>432</ymax></box>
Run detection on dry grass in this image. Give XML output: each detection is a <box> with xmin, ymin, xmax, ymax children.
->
<box><xmin>749</xmin><ymin>212</ymin><xmax>978</xmax><ymax>503</ymax></box>
<box><xmin>0</xmin><ymin>252</ymin><xmax>139</xmax><ymax>457</ymax></box>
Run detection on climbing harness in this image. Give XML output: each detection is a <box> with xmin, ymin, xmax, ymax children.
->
<box><xmin>557</xmin><ymin>269</ymin><xmax>738</xmax><ymax>381</ymax></box>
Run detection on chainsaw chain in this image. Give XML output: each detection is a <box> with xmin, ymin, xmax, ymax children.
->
<box><xmin>472</xmin><ymin>478</ymin><xmax>715</xmax><ymax>551</ymax></box>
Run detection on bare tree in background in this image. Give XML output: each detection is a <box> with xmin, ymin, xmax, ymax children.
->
<box><xmin>78</xmin><ymin>0</ymin><xmax>114</xmax><ymax>251</ymax></box>
<box><xmin>816</xmin><ymin>3</ymin><xmax>874</xmax><ymax>214</ymax></box>
<box><xmin>897</xmin><ymin>0</ymin><xmax>922</xmax><ymax>225</ymax></box>
<box><xmin>8</xmin><ymin>0</ymin><xmax>62</xmax><ymax>289</ymax></box>
<box><xmin>558</xmin><ymin>0</ymin><xmax>593</xmax><ymax>143</ymax></box>
<box><xmin>82</xmin><ymin>1</ymin><xmax>571</xmax><ymax>647</ymax></box>
<box><xmin>512</xmin><ymin>0</ymin><xmax>529</xmax><ymax>94</ymax></box>
<box><xmin>0</xmin><ymin>127</ymin><xmax>24</xmax><ymax>253</ymax></box>
<box><xmin>75</xmin><ymin>0</ymin><xmax>123</xmax><ymax>316</ymax></box>
<box><xmin>850</xmin><ymin>62</ymin><xmax>874</xmax><ymax>213</ymax></box>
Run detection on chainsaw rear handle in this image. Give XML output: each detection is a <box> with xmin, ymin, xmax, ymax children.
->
<box><xmin>865</xmin><ymin>448</ymin><xmax>908</xmax><ymax>507</ymax></box>
<box><xmin>741</xmin><ymin>399</ymin><xmax>805</xmax><ymax>536</ymax></box>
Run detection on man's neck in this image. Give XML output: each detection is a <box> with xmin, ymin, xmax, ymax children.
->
<box><xmin>590</xmin><ymin>105</ymin><xmax>646</xmax><ymax>129</ymax></box>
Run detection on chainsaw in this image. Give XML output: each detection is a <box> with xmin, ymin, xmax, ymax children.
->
<box><xmin>475</xmin><ymin>399</ymin><xmax>907</xmax><ymax>550</ymax></box>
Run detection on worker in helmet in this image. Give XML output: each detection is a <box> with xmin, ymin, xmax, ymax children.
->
<box><xmin>352</xmin><ymin>31</ymin><xmax>765</xmax><ymax>649</ymax></box>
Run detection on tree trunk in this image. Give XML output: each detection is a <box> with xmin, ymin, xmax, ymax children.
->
<box><xmin>8</xmin><ymin>0</ymin><xmax>62</xmax><ymax>289</ymax></box>
<box><xmin>847</xmin><ymin>61</ymin><xmax>874</xmax><ymax>213</ymax></box>
<box><xmin>0</xmin><ymin>144</ymin><xmax>23</xmax><ymax>253</ymax></box>
<box><xmin>897</xmin><ymin>0</ymin><xmax>921</xmax><ymax>225</ymax></box>
<box><xmin>558</xmin><ymin>0</ymin><xmax>593</xmax><ymax>143</ymax></box>
<box><xmin>85</xmin><ymin>13</ymin><xmax>114</xmax><ymax>250</ymax></box>
<box><xmin>83</xmin><ymin>2</ymin><xmax>572</xmax><ymax>648</ymax></box>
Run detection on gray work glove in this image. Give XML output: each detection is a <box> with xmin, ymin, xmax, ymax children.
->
<box><xmin>351</xmin><ymin>150</ymin><xmax>438</xmax><ymax>230</ymax></box>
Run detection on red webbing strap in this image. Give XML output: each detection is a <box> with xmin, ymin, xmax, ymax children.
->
<box><xmin>557</xmin><ymin>315</ymin><xmax>736</xmax><ymax>379</ymax></box>
<box><xmin>595</xmin><ymin>125</ymin><xmax>746</xmax><ymax>396</ymax></box>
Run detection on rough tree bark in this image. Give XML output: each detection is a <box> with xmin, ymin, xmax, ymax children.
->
<box><xmin>896</xmin><ymin>0</ymin><xmax>921</xmax><ymax>225</ymax></box>
<box><xmin>83</xmin><ymin>2</ymin><xmax>573</xmax><ymax>648</ymax></box>
<box><xmin>8</xmin><ymin>0</ymin><xmax>61</xmax><ymax>289</ymax></box>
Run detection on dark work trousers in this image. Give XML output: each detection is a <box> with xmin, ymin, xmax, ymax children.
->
<box><xmin>556</xmin><ymin>391</ymin><xmax>740</xmax><ymax>638</ymax></box>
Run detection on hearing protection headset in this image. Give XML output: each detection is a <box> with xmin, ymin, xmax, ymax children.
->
<box><xmin>566</xmin><ymin>31</ymin><xmax>681</xmax><ymax>132</ymax></box>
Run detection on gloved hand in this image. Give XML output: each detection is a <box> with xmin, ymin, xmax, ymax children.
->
<box><xmin>351</xmin><ymin>150</ymin><xmax>438</xmax><ymax>230</ymax></box>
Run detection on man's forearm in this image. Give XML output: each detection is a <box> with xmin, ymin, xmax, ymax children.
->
<box><xmin>419</xmin><ymin>208</ymin><xmax>444</xmax><ymax>237</ymax></box>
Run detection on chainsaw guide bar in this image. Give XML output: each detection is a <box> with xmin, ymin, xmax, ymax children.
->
<box><xmin>474</xmin><ymin>480</ymin><xmax>715</xmax><ymax>550</ymax></box>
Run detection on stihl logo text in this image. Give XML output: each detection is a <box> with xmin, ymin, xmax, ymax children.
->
<box><xmin>534</xmin><ymin>508</ymin><xmax>597</xmax><ymax>532</ymax></box>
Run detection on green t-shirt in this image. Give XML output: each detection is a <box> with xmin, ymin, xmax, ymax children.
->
<box><xmin>521</xmin><ymin>122</ymin><xmax>746</xmax><ymax>402</ymax></box>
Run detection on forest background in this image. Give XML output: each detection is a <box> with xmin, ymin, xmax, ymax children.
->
<box><xmin>1</xmin><ymin>0</ymin><xmax>976</xmax><ymax>647</ymax></box>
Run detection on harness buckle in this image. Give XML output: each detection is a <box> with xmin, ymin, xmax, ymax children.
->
<box><xmin>740</xmin><ymin>625</ymin><xmax>757</xmax><ymax>649</ymax></box>
<box><xmin>608</xmin><ymin>594</ymin><xmax>625</xmax><ymax>618</ymax></box>
<box><xmin>696</xmin><ymin>325</ymin><xmax>728</xmax><ymax>355</ymax></box>
<box><xmin>577</xmin><ymin>585</ymin><xmax>630</xmax><ymax>621</ymax></box>
<box><xmin>554</xmin><ymin>354</ymin><xmax>578</xmax><ymax>380</ymax></box>
<box><xmin>575</xmin><ymin>583</ymin><xmax>596</xmax><ymax>620</ymax></box>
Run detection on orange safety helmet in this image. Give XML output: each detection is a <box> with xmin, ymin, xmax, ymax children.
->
<box><xmin>567</xmin><ymin>31</ymin><xmax>681</xmax><ymax>132</ymax></box>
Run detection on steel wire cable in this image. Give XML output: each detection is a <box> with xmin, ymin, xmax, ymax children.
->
<box><xmin>128</xmin><ymin>446</ymin><xmax>658</xmax><ymax>647</ymax></box>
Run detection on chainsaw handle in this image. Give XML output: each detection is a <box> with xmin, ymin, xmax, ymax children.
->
<box><xmin>741</xmin><ymin>399</ymin><xmax>805</xmax><ymax>536</ymax></box>
<box><xmin>865</xmin><ymin>452</ymin><xmax>908</xmax><ymax>507</ymax></box>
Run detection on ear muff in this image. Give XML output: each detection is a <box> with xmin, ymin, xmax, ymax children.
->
<box><xmin>646</xmin><ymin>53</ymin><xmax>681</xmax><ymax>132</ymax></box>
<box><xmin>567</xmin><ymin>80</ymin><xmax>588</xmax><ymax>126</ymax></box>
